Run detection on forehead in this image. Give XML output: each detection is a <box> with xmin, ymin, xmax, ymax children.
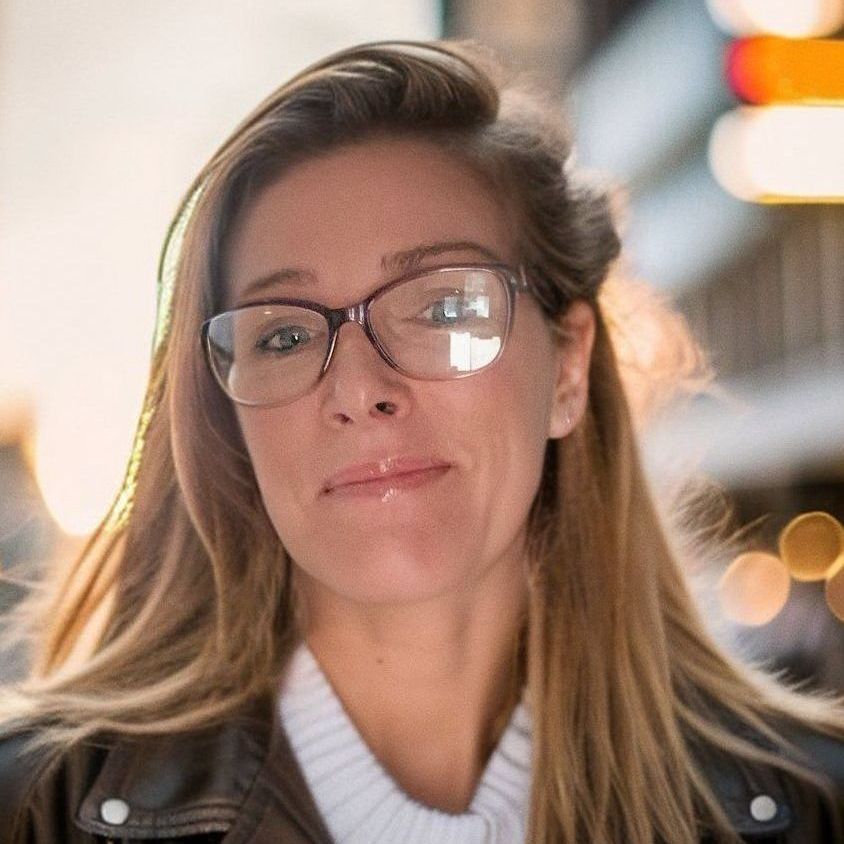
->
<box><xmin>223</xmin><ymin>136</ymin><xmax>516</xmax><ymax>307</ymax></box>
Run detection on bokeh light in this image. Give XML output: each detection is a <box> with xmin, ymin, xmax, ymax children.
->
<box><xmin>726</xmin><ymin>36</ymin><xmax>844</xmax><ymax>105</ymax></box>
<box><xmin>31</xmin><ymin>392</ymin><xmax>136</xmax><ymax>538</ymax></box>
<box><xmin>826</xmin><ymin>554</ymin><xmax>844</xmax><ymax>622</ymax></box>
<box><xmin>779</xmin><ymin>511</ymin><xmax>844</xmax><ymax>581</ymax></box>
<box><xmin>708</xmin><ymin>105</ymin><xmax>844</xmax><ymax>202</ymax></box>
<box><xmin>707</xmin><ymin>0</ymin><xmax>844</xmax><ymax>37</ymax></box>
<box><xmin>718</xmin><ymin>551</ymin><xmax>791</xmax><ymax>626</ymax></box>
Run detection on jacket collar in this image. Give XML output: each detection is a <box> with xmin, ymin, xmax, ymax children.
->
<box><xmin>74</xmin><ymin>693</ymin><xmax>796</xmax><ymax>840</ymax></box>
<box><xmin>75</xmin><ymin>690</ymin><xmax>335</xmax><ymax>843</ymax></box>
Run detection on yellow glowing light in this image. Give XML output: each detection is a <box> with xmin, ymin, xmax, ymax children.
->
<box><xmin>709</xmin><ymin>105</ymin><xmax>844</xmax><ymax>203</ymax></box>
<box><xmin>707</xmin><ymin>0</ymin><xmax>844</xmax><ymax>37</ymax></box>
<box><xmin>778</xmin><ymin>511</ymin><xmax>844</xmax><ymax>581</ymax></box>
<box><xmin>718</xmin><ymin>551</ymin><xmax>791</xmax><ymax>626</ymax></box>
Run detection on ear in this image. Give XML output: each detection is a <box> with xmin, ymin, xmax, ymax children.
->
<box><xmin>547</xmin><ymin>299</ymin><xmax>596</xmax><ymax>440</ymax></box>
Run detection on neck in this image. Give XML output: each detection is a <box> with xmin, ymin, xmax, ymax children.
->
<box><xmin>293</xmin><ymin>553</ymin><xmax>529</xmax><ymax>811</ymax></box>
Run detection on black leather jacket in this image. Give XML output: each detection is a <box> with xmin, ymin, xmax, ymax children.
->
<box><xmin>1</xmin><ymin>691</ymin><xmax>843</xmax><ymax>843</ymax></box>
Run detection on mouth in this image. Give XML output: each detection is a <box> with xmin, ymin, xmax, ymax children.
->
<box><xmin>324</xmin><ymin>465</ymin><xmax>453</xmax><ymax>498</ymax></box>
<box><xmin>322</xmin><ymin>455</ymin><xmax>453</xmax><ymax>494</ymax></box>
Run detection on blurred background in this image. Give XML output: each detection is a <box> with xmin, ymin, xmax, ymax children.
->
<box><xmin>1</xmin><ymin>1</ymin><xmax>843</xmax><ymax>689</ymax></box>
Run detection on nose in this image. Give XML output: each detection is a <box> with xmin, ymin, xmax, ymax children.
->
<box><xmin>319</xmin><ymin>321</ymin><xmax>408</xmax><ymax>422</ymax></box>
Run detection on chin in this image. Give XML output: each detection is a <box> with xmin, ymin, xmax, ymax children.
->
<box><xmin>325</xmin><ymin>557</ymin><xmax>472</xmax><ymax>606</ymax></box>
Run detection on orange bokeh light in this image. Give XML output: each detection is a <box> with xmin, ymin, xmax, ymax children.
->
<box><xmin>727</xmin><ymin>36</ymin><xmax>844</xmax><ymax>105</ymax></box>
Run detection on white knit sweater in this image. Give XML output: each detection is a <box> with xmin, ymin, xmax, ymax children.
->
<box><xmin>277</xmin><ymin>640</ymin><xmax>532</xmax><ymax>843</ymax></box>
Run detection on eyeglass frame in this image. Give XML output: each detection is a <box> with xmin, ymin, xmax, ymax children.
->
<box><xmin>200</xmin><ymin>261</ymin><xmax>543</xmax><ymax>408</ymax></box>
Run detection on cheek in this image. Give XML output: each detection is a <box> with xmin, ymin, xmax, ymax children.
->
<box><xmin>490</xmin><ymin>309</ymin><xmax>558</xmax><ymax>445</ymax></box>
<box><xmin>235</xmin><ymin>410</ymin><xmax>306</xmax><ymax>515</ymax></box>
<box><xmin>491</xmin><ymin>315</ymin><xmax>559</xmax><ymax>495</ymax></box>
<box><xmin>460</xmin><ymin>336</ymin><xmax>556</xmax><ymax>508</ymax></box>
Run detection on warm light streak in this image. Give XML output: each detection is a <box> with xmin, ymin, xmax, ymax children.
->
<box><xmin>726</xmin><ymin>36</ymin><xmax>844</xmax><ymax>105</ymax></box>
<box><xmin>708</xmin><ymin>105</ymin><xmax>844</xmax><ymax>202</ymax></box>
<box><xmin>707</xmin><ymin>0</ymin><xmax>844</xmax><ymax>37</ymax></box>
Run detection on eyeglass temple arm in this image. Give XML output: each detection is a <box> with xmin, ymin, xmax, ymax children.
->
<box><xmin>517</xmin><ymin>264</ymin><xmax>560</xmax><ymax>314</ymax></box>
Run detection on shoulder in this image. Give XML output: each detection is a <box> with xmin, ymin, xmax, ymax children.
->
<box><xmin>775</xmin><ymin>717</ymin><xmax>844</xmax><ymax>789</ymax></box>
<box><xmin>0</xmin><ymin>727</ymin><xmax>47</xmax><ymax>821</ymax></box>
<box><xmin>0</xmin><ymin>723</ymin><xmax>108</xmax><ymax>842</ymax></box>
<box><xmin>0</xmin><ymin>694</ymin><xmax>275</xmax><ymax>843</ymax></box>
<box><xmin>773</xmin><ymin>718</ymin><xmax>844</xmax><ymax>839</ymax></box>
<box><xmin>696</xmin><ymin>715</ymin><xmax>844</xmax><ymax>842</ymax></box>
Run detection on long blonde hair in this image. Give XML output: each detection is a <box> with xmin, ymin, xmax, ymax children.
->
<box><xmin>2</xmin><ymin>38</ymin><xmax>844</xmax><ymax>844</ymax></box>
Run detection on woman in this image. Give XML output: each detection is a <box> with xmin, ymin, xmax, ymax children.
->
<box><xmin>1</xmin><ymin>38</ymin><xmax>843</xmax><ymax>844</ymax></box>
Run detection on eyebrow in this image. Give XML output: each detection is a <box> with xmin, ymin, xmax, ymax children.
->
<box><xmin>235</xmin><ymin>239</ymin><xmax>504</xmax><ymax>304</ymax></box>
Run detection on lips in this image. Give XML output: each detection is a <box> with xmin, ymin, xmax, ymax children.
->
<box><xmin>323</xmin><ymin>455</ymin><xmax>453</xmax><ymax>493</ymax></box>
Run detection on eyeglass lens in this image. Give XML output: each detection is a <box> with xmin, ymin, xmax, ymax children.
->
<box><xmin>206</xmin><ymin>268</ymin><xmax>510</xmax><ymax>406</ymax></box>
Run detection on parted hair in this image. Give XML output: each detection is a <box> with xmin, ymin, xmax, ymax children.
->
<box><xmin>2</xmin><ymin>38</ymin><xmax>844</xmax><ymax>844</ymax></box>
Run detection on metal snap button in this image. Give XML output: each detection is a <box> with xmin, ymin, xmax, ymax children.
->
<box><xmin>749</xmin><ymin>793</ymin><xmax>777</xmax><ymax>822</ymax></box>
<box><xmin>99</xmin><ymin>797</ymin><xmax>130</xmax><ymax>825</ymax></box>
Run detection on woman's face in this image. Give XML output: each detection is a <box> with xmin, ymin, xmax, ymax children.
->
<box><xmin>224</xmin><ymin>136</ymin><xmax>594</xmax><ymax>608</ymax></box>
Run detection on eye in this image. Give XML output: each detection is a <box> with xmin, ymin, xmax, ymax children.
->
<box><xmin>415</xmin><ymin>294</ymin><xmax>474</xmax><ymax>326</ymax></box>
<box><xmin>256</xmin><ymin>324</ymin><xmax>313</xmax><ymax>354</ymax></box>
<box><xmin>415</xmin><ymin>292</ymin><xmax>489</xmax><ymax>327</ymax></box>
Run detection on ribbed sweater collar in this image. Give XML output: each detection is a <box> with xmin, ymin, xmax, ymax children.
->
<box><xmin>277</xmin><ymin>640</ymin><xmax>532</xmax><ymax>843</ymax></box>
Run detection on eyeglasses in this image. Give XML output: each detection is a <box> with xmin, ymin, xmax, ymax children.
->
<box><xmin>201</xmin><ymin>262</ymin><xmax>537</xmax><ymax>408</ymax></box>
